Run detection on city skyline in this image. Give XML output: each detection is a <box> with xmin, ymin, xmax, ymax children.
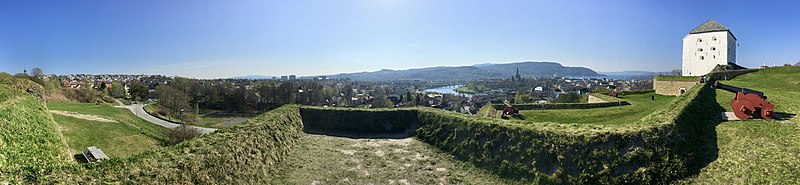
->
<box><xmin>1</xmin><ymin>0</ymin><xmax>799</xmax><ymax>79</ymax></box>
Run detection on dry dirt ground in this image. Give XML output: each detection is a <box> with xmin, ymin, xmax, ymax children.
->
<box><xmin>272</xmin><ymin>133</ymin><xmax>516</xmax><ymax>184</ymax></box>
<box><xmin>49</xmin><ymin>110</ymin><xmax>117</xmax><ymax>123</ymax></box>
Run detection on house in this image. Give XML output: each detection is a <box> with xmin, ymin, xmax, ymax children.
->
<box><xmin>682</xmin><ymin>19</ymin><xmax>737</xmax><ymax>76</ymax></box>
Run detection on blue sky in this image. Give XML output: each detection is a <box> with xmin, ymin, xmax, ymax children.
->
<box><xmin>1</xmin><ymin>0</ymin><xmax>798</xmax><ymax>78</ymax></box>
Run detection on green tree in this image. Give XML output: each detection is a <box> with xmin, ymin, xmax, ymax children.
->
<box><xmin>129</xmin><ymin>82</ymin><xmax>149</xmax><ymax>101</ymax></box>
<box><xmin>555</xmin><ymin>92</ymin><xmax>580</xmax><ymax>103</ymax></box>
<box><xmin>109</xmin><ymin>82</ymin><xmax>126</xmax><ymax>98</ymax></box>
<box><xmin>371</xmin><ymin>96</ymin><xmax>395</xmax><ymax>108</ymax></box>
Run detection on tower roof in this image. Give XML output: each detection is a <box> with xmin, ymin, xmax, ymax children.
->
<box><xmin>688</xmin><ymin>19</ymin><xmax>736</xmax><ymax>39</ymax></box>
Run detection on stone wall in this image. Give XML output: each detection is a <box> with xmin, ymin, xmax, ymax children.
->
<box><xmin>587</xmin><ymin>94</ymin><xmax>608</xmax><ymax>103</ymax></box>
<box><xmin>654</xmin><ymin>79</ymin><xmax>700</xmax><ymax>96</ymax></box>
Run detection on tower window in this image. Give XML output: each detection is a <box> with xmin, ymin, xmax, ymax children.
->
<box><xmin>711</xmin><ymin>47</ymin><xmax>716</xmax><ymax>51</ymax></box>
<box><xmin>698</xmin><ymin>48</ymin><xmax>703</xmax><ymax>52</ymax></box>
<box><xmin>712</xmin><ymin>37</ymin><xmax>717</xmax><ymax>41</ymax></box>
<box><xmin>698</xmin><ymin>38</ymin><xmax>703</xmax><ymax>42</ymax></box>
<box><xmin>713</xmin><ymin>55</ymin><xmax>716</xmax><ymax>59</ymax></box>
<box><xmin>700</xmin><ymin>56</ymin><xmax>705</xmax><ymax>60</ymax></box>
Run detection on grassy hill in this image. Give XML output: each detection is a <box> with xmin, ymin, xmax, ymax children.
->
<box><xmin>0</xmin><ymin>74</ymin><xmax>70</xmax><ymax>182</ymax></box>
<box><xmin>685</xmin><ymin>66</ymin><xmax>800</xmax><ymax>183</ymax></box>
<box><xmin>47</xmin><ymin>101</ymin><xmax>166</xmax><ymax>158</ymax></box>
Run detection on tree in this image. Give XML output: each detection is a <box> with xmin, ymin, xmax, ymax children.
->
<box><xmin>129</xmin><ymin>82</ymin><xmax>149</xmax><ymax>101</ymax></box>
<box><xmin>31</xmin><ymin>67</ymin><xmax>44</xmax><ymax>78</ymax></box>
<box><xmin>156</xmin><ymin>85</ymin><xmax>189</xmax><ymax>119</ymax></box>
<box><xmin>109</xmin><ymin>82</ymin><xmax>126</xmax><ymax>98</ymax></box>
<box><xmin>371</xmin><ymin>96</ymin><xmax>395</xmax><ymax>108</ymax></box>
<box><xmin>555</xmin><ymin>92</ymin><xmax>580</xmax><ymax>103</ymax></box>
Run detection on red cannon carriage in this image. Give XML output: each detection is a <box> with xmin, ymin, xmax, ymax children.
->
<box><xmin>714</xmin><ymin>82</ymin><xmax>775</xmax><ymax>120</ymax></box>
<box><xmin>500</xmin><ymin>103</ymin><xmax>520</xmax><ymax>119</ymax></box>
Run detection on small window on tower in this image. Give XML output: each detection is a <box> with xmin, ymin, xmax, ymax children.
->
<box><xmin>700</xmin><ymin>56</ymin><xmax>705</xmax><ymax>60</ymax></box>
<box><xmin>712</xmin><ymin>37</ymin><xmax>717</xmax><ymax>41</ymax></box>
<box><xmin>711</xmin><ymin>47</ymin><xmax>716</xmax><ymax>51</ymax></box>
<box><xmin>713</xmin><ymin>55</ymin><xmax>716</xmax><ymax>59</ymax></box>
<box><xmin>698</xmin><ymin>48</ymin><xmax>703</xmax><ymax>52</ymax></box>
<box><xmin>698</xmin><ymin>38</ymin><xmax>703</xmax><ymax>42</ymax></box>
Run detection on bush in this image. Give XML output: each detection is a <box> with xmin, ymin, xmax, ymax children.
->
<box><xmin>164</xmin><ymin>125</ymin><xmax>202</xmax><ymax>145</ymax></box>
<box><xmin>62</xmin><ymin>88</ymin><xmax>101</xmax><ymax>103</ymax></box>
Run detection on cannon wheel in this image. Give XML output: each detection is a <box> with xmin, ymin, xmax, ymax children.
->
<box><xmin>732</xmin><ymin>100</ymin><xmax>755</xmax><ymax>120</ymax></box>
<box><xmin>761</xmin><ymin>106</ymin><xmax>775</xmax><ymax>120</ymax></box>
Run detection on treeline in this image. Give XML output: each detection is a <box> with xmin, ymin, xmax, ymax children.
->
<box><xmin>153</xmin><ymin>77</ymin><xmax>422</xmax><ymax>117</ymax></box>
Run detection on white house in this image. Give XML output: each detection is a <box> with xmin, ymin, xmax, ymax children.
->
<box><xmin>682</xmin><ymin>20</ymin><xmax>737</xmax><ymax>76</ymax></box>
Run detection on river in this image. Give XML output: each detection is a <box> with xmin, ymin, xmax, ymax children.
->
<box><xmin>423</xmin><ymin>85</ymin><xmax>474</xmax><ymax>98</ymax></box>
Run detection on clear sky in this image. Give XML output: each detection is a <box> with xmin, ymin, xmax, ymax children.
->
<box><xmin>1</xmin><ymin>0</ymin><xmax>798</xmax><ymax>79</ymax></box>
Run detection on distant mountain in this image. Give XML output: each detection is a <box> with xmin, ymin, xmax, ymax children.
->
<box><xmin>230</xmin><ymin>75</ymin><xmax>275</xmax><ymax>80</ymax></box>
<box><xmin>598</xmin><ymin>71</ymin><xmax>656</xmax><ymax>76</ymax></box>
<box><xmin>326</xmin><ymin>62</ymin><xmax>601</xmax><ymax>81</ymax></box>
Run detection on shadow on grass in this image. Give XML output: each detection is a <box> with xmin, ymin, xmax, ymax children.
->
<box><xmin>674</xmin><ymin>84</ymin><xmax>722</xmax><ymax>179</ymax></box>
<box><xmin>774</xmin><ymin>112</ymin><xmax>796</xmax><ymax>120</ymax></box>
<box><xmin>73</xmin><ymin>154</ymin><xmax>88</xmax><ymax>164</ymax></box>
<box><xmin>303</xmin><ymin>128</ymin><xmax>414</xmax><ymax>139</ymax></box>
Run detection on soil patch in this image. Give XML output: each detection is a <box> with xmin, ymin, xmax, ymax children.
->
<box><xmin>49</xmin><ymin>110</ymin><xmax>117</xmax><ymax>123</ymax></box>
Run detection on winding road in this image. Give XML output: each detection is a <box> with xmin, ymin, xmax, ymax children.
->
<box><xmin>117</xmin><ymin>103</ymin><xmax>217</xmax><ymax>134</ymax></box>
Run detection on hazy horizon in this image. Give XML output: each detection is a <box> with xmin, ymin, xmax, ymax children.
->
<box><xmin>2</xmin><ymin>0</ymin><xmax>799</xmax><ymax>78</ymax></box>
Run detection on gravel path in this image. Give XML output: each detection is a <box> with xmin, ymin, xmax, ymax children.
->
<box><xmin>118</xmin><ymin>104</ymin><xmax>217</xmax><ymax>134</ymax></box>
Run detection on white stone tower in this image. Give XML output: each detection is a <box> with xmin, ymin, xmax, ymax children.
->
<box><xmin>682</xmin><ymin>19</ymin><xmax>737</xmax><ymax>76</ymax></box>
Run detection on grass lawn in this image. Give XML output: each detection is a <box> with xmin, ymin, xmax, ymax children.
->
<box><xmin>272</xmin><ymin>133</ymin><xmax>519</xmax><ymax>184</ymax></box>
<box><xmin>685</xmin><ymin>66</ymin><xmax>800</xmax><ymax>183</ymax></box>
<box><xmin>52</xmin><ymin>114</ymin><xmax>161</xmax><ymax>158</ymax></box>
<box><xmin>47</xmin><ymin>101</ymin><xmax>167</xmax><ymax>158</ymax></box>
<box><xmin>517</xmin><ymin>93</ymin><xmax>675</xmax><ymax>125</ymax></box>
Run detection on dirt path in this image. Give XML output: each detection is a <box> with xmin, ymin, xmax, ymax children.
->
<box><xmin>272</xmin><ymin>133</ymin><xmax>514</xmax><ymax>184</ymax></box>
<box><xmin>49</xmin><ymin>110</ymin><xmax>117</xmax><ymax>123</ymax></box>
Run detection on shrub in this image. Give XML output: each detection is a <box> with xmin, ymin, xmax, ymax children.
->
<box><xmin>163</xmin><ymin>125</ymin><xmax>202</xmax><ymax>145</ymax></box>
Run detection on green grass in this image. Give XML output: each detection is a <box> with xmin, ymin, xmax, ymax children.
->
<box><xmin>685</xmin><ymin>66</ymin><xmax>800</xmax><ymax>184</ymax></box>
<box><xmin>455</xmin><ymin>86</ymin><xmax>478</xmax><ymax>94</ymax></box>
<box><xmin>117</xmin><ymin>98</ymin><xmax>132</xmax><ymax>106</ymax></box>
<box><xmin>0</xmin><ymin>76</ymin><xmax>70</xmax><ymax>181</ymax></box>
<box><xmin>51</xmin><ymin>114</ymin><xmax>161</xmax><ymax>158</ymax></box>
<box><xmin>47</xmin><ymin>101</ymin><xmax>167</xmax><ymax>142</ymax></box>
<box><xmin>517</xmin><ymin>93</ymin><xmax>675</xmax><ymax>125</ymax></box>
<box><xmin>273</xmin><ymin>133</ymin><xmax>516</xmax><ymax>184</ymax></box>
<box><xmin>655</xmin><ymin>75</ymin><xmax>701</xmax><ymax>82</ymax></box>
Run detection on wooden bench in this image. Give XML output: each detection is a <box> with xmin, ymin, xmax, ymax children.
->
<box><xmin>82</xmin><ymin>146</ymin><xmax>109</xmax><ymax>163</ymax></box>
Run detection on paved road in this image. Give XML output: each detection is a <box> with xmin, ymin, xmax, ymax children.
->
<box><xmin>119</xmin><ymin>104</ymin><xmax>217</xmax><ymax>134</ymax></box>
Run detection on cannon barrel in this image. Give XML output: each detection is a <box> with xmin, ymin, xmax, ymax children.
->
<box><xmin>714</xmin><ymin>82</ymin><xmax>766</xmax><ymax>99</ymax></box>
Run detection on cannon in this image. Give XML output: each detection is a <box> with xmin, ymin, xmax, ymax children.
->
<box><xmin>500</xmin><ymin>103</ymin><xmax>521</xmax><ymax>119</ymax></box>
<box><xmin>714</xmin><ymin>82</ymin><xmax>775</xmax><ymax>120</ymax></box>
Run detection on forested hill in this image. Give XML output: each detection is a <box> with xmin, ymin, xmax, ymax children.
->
<box><xmin>324</xmin><ymin>62</ymin><xmax>601</xmax><ymax>81</ymax></box>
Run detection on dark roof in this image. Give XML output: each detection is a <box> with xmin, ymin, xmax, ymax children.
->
<box><xmin>689</xmin><ymin>19</ymin><xmax>736</xmax><ymax>40</ymax></box>
<box><xmin>689</xmin><ymin>20</ymin><xmax>729</xmax><ymax>34</ymax></box>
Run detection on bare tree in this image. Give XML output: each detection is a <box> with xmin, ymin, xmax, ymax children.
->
<box><xmin>31</xmin><ymin>67</ymin><xmax>44</xmax><ymax>78</ymax></box>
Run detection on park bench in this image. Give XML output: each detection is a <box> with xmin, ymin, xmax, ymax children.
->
<box><xmin>82</xmin><ymin>146</ymin><xmax>109</xmax><ymax>163</ymax></box>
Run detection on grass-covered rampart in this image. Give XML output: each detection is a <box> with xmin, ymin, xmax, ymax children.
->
<box><xmin>0</xmin><ymin>75</ymin><xmax>70</xmax><ymax>182</ymax></box>
<box><xmin>41</xmin><ymin>105</ymin><xmax>305</xmax><ymax>183</ymax></box>
<box><xmin>414</xmin><ymin>83</ymin><xmax>719</xmax><ymax>183</ymax></box>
